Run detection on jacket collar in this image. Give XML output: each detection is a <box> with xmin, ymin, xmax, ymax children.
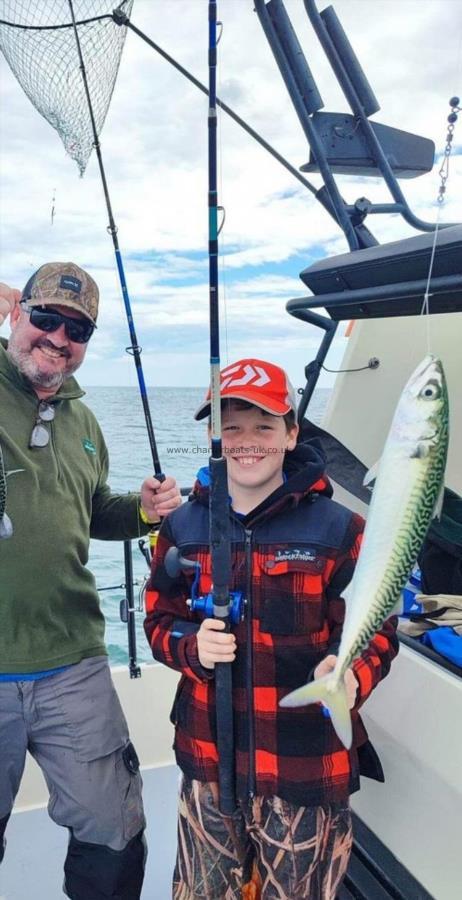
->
<box><xmin>192</xmin><ymin>440</ymin><xmax>332</xmax><ymax>526</ymax></box>
<box><xmin>0</xmin><ymin>336</ymin><xmax>85</xmax><ymax>402</ymax></box>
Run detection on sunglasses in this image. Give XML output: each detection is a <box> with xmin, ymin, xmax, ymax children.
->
<box><xmin>30</xmin><ymin>401</ymin><xmax>56</xmax><ymax>449</ymax></box>
<box><xmin>21</xmin><ymin>302</ymin><xmax>96</xmax><ymax>344</ymax></box>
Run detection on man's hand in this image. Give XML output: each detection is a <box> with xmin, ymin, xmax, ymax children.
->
<box><xmin>0</xmin><ymin>283</ymin><xmax>20</xmax><ymax>327</ymax></box>
<box><xmin>140</xmin><ymin>475</ymin><xmax>182</xmax><ymax>522</ymax></box>
<box><xmin>197</xmin><ymin>619</ymin><xmax>236</xmax><ymax>670</ymax></box>
<box><xmin>314</xmin><ymin>654</ymin><xmax>358</xmax><ymax>710</ymax></box>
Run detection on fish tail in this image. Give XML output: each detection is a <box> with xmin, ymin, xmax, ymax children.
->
<box><xmin>280</xmin><ymin>675</ymin><xmax>352</xmax><ymax>749</ymax></box>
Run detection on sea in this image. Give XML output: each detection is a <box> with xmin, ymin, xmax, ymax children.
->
<box><xmin>84</xmin><ymin>386</ymin><xmax>331</xmax><ymax>667</ymax></box>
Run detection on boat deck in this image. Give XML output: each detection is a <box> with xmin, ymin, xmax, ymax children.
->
<box><xmin>0</xmin><ymin>765</ymin><xmax>179</xmax><ymax>900</ymax></box>
<box><xmin>1</xmin><ymin>759</ymin><xmax>435</xmax><ymax>900</ymax></box>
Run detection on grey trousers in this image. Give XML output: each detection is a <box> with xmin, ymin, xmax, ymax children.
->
<box><xmin>0</xmin><ymin>656</ymin><xmax>145</xmax><ymax>852</ymax></box>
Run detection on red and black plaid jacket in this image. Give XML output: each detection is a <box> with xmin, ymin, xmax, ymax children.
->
<box><xmin>144</xmin><ymin>443</ymin><xmax>398</xmax><ymax>806</ymax></box>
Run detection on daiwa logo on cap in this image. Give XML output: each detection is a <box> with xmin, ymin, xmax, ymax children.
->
<box><xmin>221</xmin><ymin>362</ymin><xmax>271</xmax><ymax>389</ymax></box>
<box><xmin>194</xmin><ymin>357</ymin><xmax>297</xmax><ymax>420</ymax></box>
<box><xmin>59</xmin><ymin>275</ymin><xmax>82</xmax><ymax>294</ymax></box>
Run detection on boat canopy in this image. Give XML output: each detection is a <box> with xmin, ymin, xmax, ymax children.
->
<box><xmin>291</xmin><ymin>225</ymin><xmax>462</xmax><ymax>322</ymax></box>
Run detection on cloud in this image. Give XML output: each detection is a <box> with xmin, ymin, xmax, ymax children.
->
<box><xmin>0</xmin><ymin>0</ymin><xmax>461</xmax><ymax>390</ymax></box>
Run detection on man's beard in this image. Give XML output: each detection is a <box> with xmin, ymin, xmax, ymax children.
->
<box><xmin>8</xmin><ymin>332</ymin><xmax>79</xmax><ymax>390</ymax></box>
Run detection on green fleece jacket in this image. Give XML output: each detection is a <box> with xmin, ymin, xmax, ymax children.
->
<box><xmin>0</xmin><ymin>338</ymin><xmax>149</xmax><ymax>673</ymax></box>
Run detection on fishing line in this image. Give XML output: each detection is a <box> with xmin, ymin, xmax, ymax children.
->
<box><xmin>420</xmin><ymin>5</ymin><xmax>461</xmax><ymax>358</ymax></box>
<box><xmin>50</xmin><ymin>187</ymin><xmax>56</xmax><ymax>225</ymax></box>
<box><xmin>421</xmin><ymin>204</ymin><xmax>441</xmax><ymax>356</ymax></box>
<box><xmin>67</xmin><ymin>0</ymin><xmax>163</xmax><ymax>479</ymax></box>
<box><xmin>455</xmin><ymin>25</ymin><xmax>462</xmax><ymax>89</ymax></box>
<box><xmin>420</xmin><ymin>96</ymin><xmax>461</xmax><ymax>355</ymax></box>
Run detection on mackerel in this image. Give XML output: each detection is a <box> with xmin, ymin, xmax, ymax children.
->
<box><xmin>0</xmin><ymin>442</ymin><xmax>22</xmax><ymax>539</ymax></box>
<box><xmin>280</xmin><ymin>355</ymin><xmax>449</xmax><ymax>749</ymax></box>
<box><xmin>0</xmin><ymin>442</ymin><xmax>13</xmax><ymax>539</ymax></box>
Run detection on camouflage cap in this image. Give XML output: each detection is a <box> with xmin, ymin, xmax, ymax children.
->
<box><xmin>22</xmin><ymin>262</ymin><xmax>99</xmax><ymax>324</ymax></box>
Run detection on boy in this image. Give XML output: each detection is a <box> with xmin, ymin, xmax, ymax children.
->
<box><xmin>144</xmin><ymin>358</ymin><xmax>398</xmax><ymax>899</ymax></box>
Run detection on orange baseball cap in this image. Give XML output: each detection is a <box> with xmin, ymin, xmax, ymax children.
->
<box><xmin>194</xmin><ymin>358</ymin><xmax>297</xmax><ymax>420</ymax></box>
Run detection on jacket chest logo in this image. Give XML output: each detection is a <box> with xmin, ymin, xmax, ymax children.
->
<box><xmin>276</xmin><ymin>549</ymin><xmax>316</xmax><ymax>562</ymax></box>
<box><xmin>82</xmin><ymin>438</ymin><xmax>96</xmax><ymax>455</ymax></box>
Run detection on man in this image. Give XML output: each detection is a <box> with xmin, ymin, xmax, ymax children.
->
<box><xmin>0</xmin><ymin>262</ymin><xmax>181</xmax><ymax>900</ymax></box>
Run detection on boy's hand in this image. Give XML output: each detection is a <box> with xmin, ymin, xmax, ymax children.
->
<box><xmin>140</xmin><ymin>475</ymin><xmax>182</xmax><ymax>521</ymax></box>
<box><xmin>197</xmin><ymin>619</ymin><xmax>236</xmax><ymax>670</ymax></box>
<box><xmin>0</xmin><ymin>283</ymin><xmax>20</xmax><ymax>327</ymax></box>
<box><xmin>314</xmin><ymin>654</ymin><xmax>358</xmax><ymax>709</ymax></box>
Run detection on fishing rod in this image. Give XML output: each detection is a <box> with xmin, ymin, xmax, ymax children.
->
<box><xmin>207</xmin><ymin>0</ymin><xmax>236</xmax><ymax>816</ymax></box>
<box><xmin>67</xmin><ymin>0</ymin><xmax>164</xmax><ymax>678</ymax></box>
<box><xmin>119</xmin><ymin>540</ymin><xmax>142</xmax><ymax>678</ymax></box>
<box><xmin>112</xmin><ymin>8</ymin><xmax>378</xmax><ymax>247</ymax></box>
<box><xmin>67</xmin><ymin>0</ymin><xmax>163</xmax><ymax>481</ymax></box>
<box><xmin>112</xmin><ymin>7</ymin><xmax>318</xmax><ymax>200</ymax></box>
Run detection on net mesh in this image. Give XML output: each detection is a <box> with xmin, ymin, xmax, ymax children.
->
<box><xmin>0</xmin><ymin>0</ymin><xmax>134</xmax><ymax>174</ymax></box>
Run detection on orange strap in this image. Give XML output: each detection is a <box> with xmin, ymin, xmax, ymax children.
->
<box><xmin>242</xmin><ymin>864</ymin><xmax>262</xmax><ymax>899</ymax></box>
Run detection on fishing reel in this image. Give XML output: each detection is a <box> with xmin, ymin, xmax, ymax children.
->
<box><xmin>165</xmin><ymin>546</ymin><xmax>244</xmax><ymax>625</ymax></box>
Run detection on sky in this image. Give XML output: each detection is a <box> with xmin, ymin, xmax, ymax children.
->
<box><xmin>0</xmin><ymin>0</ymin><xmax>461</xmax><ymax>390</ymax></box>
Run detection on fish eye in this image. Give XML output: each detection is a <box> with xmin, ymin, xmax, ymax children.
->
<box><xmin>419</xmin><ymin>380</ymin><xmax>440</xmax><ymax>401</ymax></box>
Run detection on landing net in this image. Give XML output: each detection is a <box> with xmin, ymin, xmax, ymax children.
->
<box><xmin>0</xmin><ymin>1</ymin><xmax>134</xmax><ymax>174</ymax></box>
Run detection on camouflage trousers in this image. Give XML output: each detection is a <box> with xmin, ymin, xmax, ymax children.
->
<box><xmin>173</xmin><ymin>778</ymin><xmax>353</xmax><ymax>900</ymax></box>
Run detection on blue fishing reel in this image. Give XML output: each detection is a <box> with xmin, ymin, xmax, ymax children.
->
<box><xmin>165</xmin><ymin>546</ymin><xmax>244</xmax><ymax>625</ymax></box>
<box><xmin>190</xmin><ymin>587</ymin><xmax>244</xmax><ymax>626</ymax></box>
